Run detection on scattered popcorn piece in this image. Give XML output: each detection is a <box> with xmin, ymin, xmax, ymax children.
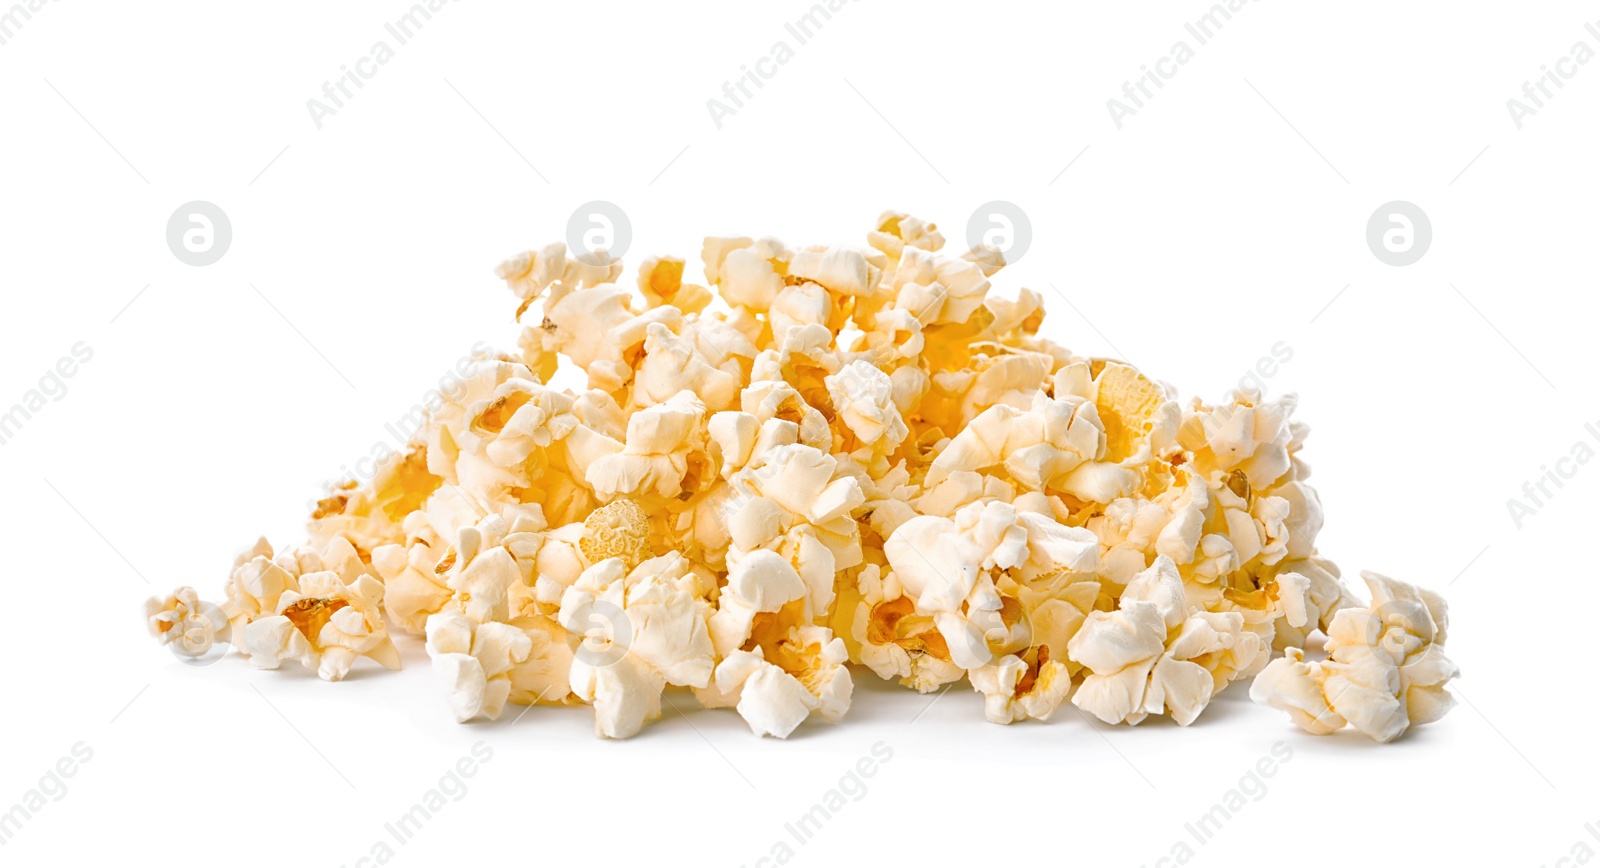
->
<box><xmin>145</xmin><ymin>587</ymin><xmax>226</xmax><ymax>660</ymax></box>
<box><xmin>1250</xmin><ymin>571</ymin><xmax>1458</xmax><ymax>742</ymax></box>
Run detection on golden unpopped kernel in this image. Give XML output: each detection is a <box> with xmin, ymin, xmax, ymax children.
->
<box><xmin>146</xmin><ymin>210</ymin><xmax>1456</xmax><ymax>743</ymax></box>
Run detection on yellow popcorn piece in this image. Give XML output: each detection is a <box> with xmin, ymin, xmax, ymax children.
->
<box><xmin>579</xmin><ymin>497</ymin><xmax>653</xmax><ymax>572</ymax></box>
<box><xmin>1091</xmin><ymin>361</ymin><xmax>1172</xmax><ymax>464</ymax></box>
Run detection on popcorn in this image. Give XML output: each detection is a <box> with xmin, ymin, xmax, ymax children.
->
<box><xmin>425</xmin><ymin>612</ymin><xmax>533</xmax><ymax>722</ymax></box>
<box><xmin>149</xmin><ymin>211</ymin><xmax>1456</xmax><ymax>745</ymax></box>
<box><xmin>1068</xmin><ymin>557</ymin><xmax>1264</xmax><ymax>726</ymax></box>
<box><xmin>242</xmin><ymin>570</ymin><xmax>400</xmax><ymax>682</ymax></box>
<box><xmin>883</xmin><ymin>500</ymin><xmax>1096</xmax><ymax>673</ymax></box>
<box><xmin>852</xmin><ymin>563</ymin><xmax>966</xmax><ymax>692</ymax></box>
<box><xmin>432</xmin><ymin>516</ymin><xmax>530</xmax><ymax>625</ymax></box>
<box><xmin>708</xmin><ymin>633</ymin><xmax>853</xmax><ymax>738</ymax></box>
<box><xmin>868</xmin><ymin>210</ymin><xmax>946</xmax><ymax>258</ymax></box>
<box><xmin>556</xmin><ymin>552</ymin><xmax>718</xmax><ymax>736</ymax></box>
<box><xmin>223</xmin><ymin>538</ymin><xmax>300</xmax><ymax>641</ymax></box>
<box><xmin>570</xmin><ymin>651</ymin><xmax>666</xmax><ymax>739</ymax></box>
<box><xmin>562</xmin><ymin>554</ymin><xmax>716</xmax><ymax>685</ymax></box>
<box><xmin>788</xmin><ymin>245</ymin><xmax>883</xmax><ymax>298</ymax></box>
<box><xmin>1250</xmin><ymin>571</ymin><xmax>1458</xmax><ymax>742</ymax></box>
<box><xmin>709</xmin><ymin>550</ymin><xmax>809</xmax><ymax>655</ymax></box>
<box><xmin>637</xmin><ymin>255</ymin><xmax>712</xmax><ymax>315</ymax></box>
<box><xmin>633</xmin><ymin>322</ymin><xmax>738</xmax><ymax>412</ymax></box>
<box><xmin>1091</xmin><ymin>362</ymin><xmax>1178</xmax><ymax>465</ymax></box>
<box><xmin>371</xmin><ymin>539</ymin><xmax>452</xmax><ymax>636</ymax></box>
<box><xmin>824</xmin><ymin>360</ymin><xmax>910</xmax><ymax>461</ymax></box>
<box><xmin>970</xmin><ymin>648</ymin><xmax>1072</xmax><ymax>724</ymax></box>
<box><xmin>503</xmin><ymin>614</ymin><xmax>577</xmax><ymax>706</ymax></box>
<box><xmin>923</xmin><ymin>391</ymin><xmax>1105</xmax><ymax>492</ymax></box>
<box><xmin>703</xmin><ymin>236</ymin><xmax>789</xmax><ymax>312</ymax></box>
<box><xmin>145</xmin><ymin>587</ymin><xmax>226</xmax><ymax>660</ymax></box>
<box><xmin>585</xmin><ymin>390</ymin><xmax>710</xmax><ymax>502</ymax></box>
<box><xmin>310</xmin><ymin>444</ymin><xmax>443</xmax><ymax>556</ymax></box>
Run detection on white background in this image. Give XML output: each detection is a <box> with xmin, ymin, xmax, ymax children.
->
<box><xmin>1</xmin><ymin>1</ymin><xmax>1594</xmax><ymax>865</ymax></box>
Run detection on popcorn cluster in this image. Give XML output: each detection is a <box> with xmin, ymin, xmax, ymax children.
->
<box><xmin>146</xmin><ymin>212</ymin><xmax>1458</xmax><ymax>741</ymax></box>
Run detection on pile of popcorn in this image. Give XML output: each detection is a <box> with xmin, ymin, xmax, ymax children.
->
<box><xmin>146</xmin><ymin>212</ymin><xmax>1458</xmax><ymax>742</ymax></box>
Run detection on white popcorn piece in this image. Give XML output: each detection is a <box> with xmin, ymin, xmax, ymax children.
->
<box><xmin>788</xmin><ymin>246</ymin><xmax>883</xmax><ymax>298</ymax></box>
<box><xmin>425</xmin><ymin>612</ymin><xmax>532</xmax><ymax>722</ymax></box>
<box><xmin>504</xmin><ymin>614</ymin><xmax>577</xmax><ymax>706</ymax></box>
<box><xmin>569</xmin><ymin>652</ymin><xmax>666</xmax><ymax>739</ymax></box>
<box><xmin>709</xmin><ymin>549</ymin><xmax>809</xmax><ymax>657</ymax></box>
<box><xmin>883</xmin><ymin>500</ymin><xmax>1096</xmax><ymax>674</ymax></box>
<box><xmin>924</xmin><ymin>391</ymin><xmax>1104</xmax><ymax>492</ymax></box>
<box><xmin>371</xmin><ymin>540</ymin><xmax>452</xmax><ymax>637</ymax></box>
<box><xmin>1068</xmin><ymin>557</ymin><xmax>1263</xmax><ymax>726</ymax></box>
<box><xmin>867</xmin><ymin>210</ymin><xmax>946</xmax><ymax>259</ymax></box>
<box><xmin>824</xmin><ymin>360</ymin><xmax>911</xmax><ymax>469</ymax></box>
<box><xmin>699</xmin><ymin>545</ymin><xmax>854</xmax><ymax>736</ymax></box>
<box><xmin>145</xmin><ymin>587</ymin><xmax>226</xmax><ymax>659</ymax></box>
<box><xmin>223</xmin><ymin>539</ymin><xmax>300</xmax><ymax>643</ymax></box>
<box><xmin>561</xmin><ymin>554</ymin><xmax>716</xmax><ymax>686</ymax></box>
<box><xmin>708</xmin><ymin>237</ymin><xmax>790</xmax><ymax>312</ymax></box>
<box><xmin>633</xmin><ymin>322</ymin><xmax>739</xmax><ymax>412</ymax></box>
<box><xmin>1250</xmin><ymin>571</ymin><xmax>1458</xmax><ymax>742</ymax></box>
<box><xmin>496</xmin><ymin>242</ymin><xmax>568</xmax><ymax>302</ymax></box>
<box><xmin>891</xmin><ymin>246</ymin><xmax>990</xmax><ymax>326</ymax></box>
<box><xmin>585</xmin><ymin>390</ymin><xmax>709</xmax><ymax>502</ymax></box>
<box><xmin>707</xmin><ymin>628</ymin><xmax>853</xmax><ymax>739</ymax></box>
<box><xmin>970</xmin><ymin>648</ymin><xmax>1073</xmax><ymax>724</ymax></box>
<box><xmin>243</xmin><ymin>569</ymin><xmax>401</xmax><ymax>682</ymax></box>
<box><xmin>851</xmin><ymin>564</ymin><xmax>967</xmax><ymax>693</ymax></box>
<box><xmin>430</xmin><ymin>516</ymin><xmax>528</xmax><ymax>625</ymax></box>
<box><xmin>556</xmin><ymin>551</ymin><xmax>717</xmax><ymax>737</ymax></box>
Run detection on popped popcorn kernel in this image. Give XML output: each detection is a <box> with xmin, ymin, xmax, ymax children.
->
<box><xmin>1249</xmin><ymin>571</ymin><xmax>1458</xmax><ymax>742</ymax></box>
<box><xmin>145</xmin><ymin>587</ymin><xmax>226</xmax><ymax>660</ymax></box>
